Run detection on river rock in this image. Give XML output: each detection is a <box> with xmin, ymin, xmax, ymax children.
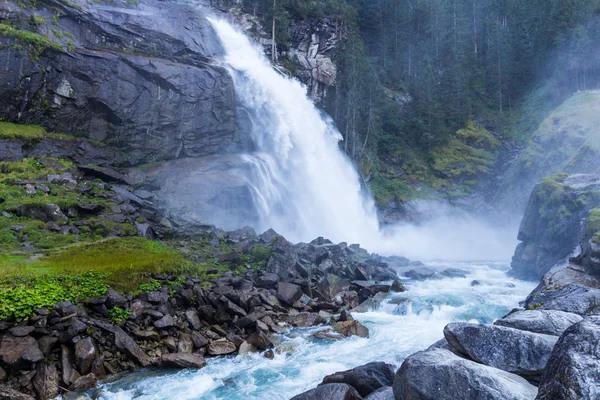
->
<box><xmin>246</xmin><ymin>331</ymin><xmax>273</xmax><ymax>351</ymax></box>
<box><xmin>0</xmin><ymin>385</ymin><xmax>35</xmax><ymax>400</ymax></box>
<box><xmin>185</xmin><ymin>309</ymin><xmax>202</xmax><ymax>331</ymax></box>
<box><xmin>444</xmin><ymin>322</ymin><xmax>557</xmax><ymax>378</ymax></box>
<box><xmin>290</xmin><ymin>383</ymin><xmax>362</xmax><ymax>400</ymax></box>
<box><xmin>114</xmin><ymin>328</ymin><xmax>151</xmax><ymax>367</ymax></box>
<box><xmin>154</xmin><ymin>314</ymin><xmax>176</xmax><ymax>329</ymax></box>
<box><xmin>393</xmin><ymin>348</ymin><xmax>538</xmax><ymax>400</ymax></box>
<box><xmin>495</xmin><ymin>309</ymin><xmax>583</xmax><ymax>336</ymax></box>
<box><xmin>267</xmin><ymin>237</ymin><xmax>300</xmax><ymax>280</ymax></box>
<box><xmin>291</xmin><ymin>312</ymin><xmax>324</xmax><ymax>328</ymax></box>
<box><xmin>536</xmin><ymin>316</ymin><xmax>600</xmax><ymax>400</ymax></box>
<box><xmin>161</xmin><ymin>353</ymin><xmax>207</xmax><ymax>369</ymax></box>
<box><xmin>75</xmin><ymin>337</ymin><xmax>97</xmax><ymax>375</ymax></box>
<box><xmin>9</xmin><ymin>326</ymin><xmax>35</xmax><ymax>337</ymax></box>
<box><xmin>207</xmin><ymin>339</ymin><xmax>237</xmax><ymax>355</ymax></box>
<box><xmin>364</xmin><ymin>387</ymin><xmax>394</xmax><ymax>400</ymax></box>
<box><xmin>406</xmin><ymin>267</ymin><xmax>437</xmax><ymax>280</ymax></box>
<box><xmin>33</xmin><ymin>363</ymin><xmax>59</xmax><ymax>400</ymax></box>
<box><xmin>238</xmin><ymin>341</ymin><xmax>258</xmax><ymax>354</ymax></box>
<box><xmin>73</xmin><ymin>373</ymin><xmax>97</xmax><ymax>391</ymax></box>
<box><xmin>333</xmin><ymin>320</ymin><xmax>369</xmax><ymax>338</ymax></box>
<box><xmin>0</xmin><ymin>335</ymin><xmax>43</xmax><ymax>369</ymax></box>
<box><xmin>321</xmin><ymin>362</ymin><xmax>395</xmax><ymax>397</ymax></box>
<box><xmin>277</xmin><ymin>282</ymin><xmax>303</xmax><ymax>305</ymax></box>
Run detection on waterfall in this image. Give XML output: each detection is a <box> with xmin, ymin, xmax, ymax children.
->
<box><xmin>208</xmin><ymin>18</ymin><xmax>381</xmax><ymax>245</ymax></box>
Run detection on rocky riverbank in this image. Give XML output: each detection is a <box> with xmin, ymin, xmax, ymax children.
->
<box><xmin>0</xmin><ymin>224</ymin><xmax>405</xmax><ymax>400</ymax></box>
<box><xmin>292</xmin><ymin>173</ymin><xmax>600</xmax><ymax>400</ymax></box>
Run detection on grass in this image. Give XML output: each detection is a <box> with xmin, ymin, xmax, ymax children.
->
<box><xmin>0</xmin><ymin>121</ymin><xmax>75</xmax><ymax>143</ymax></box>
<box><xmin>587</xmin><ymin>209</ymin><xmax>600</xmax><ymax>245</ymax></box>
<box><xmin>0</xmin><ymin>23</ymin><xmax>61</xmax><ymax>55</ymax></box>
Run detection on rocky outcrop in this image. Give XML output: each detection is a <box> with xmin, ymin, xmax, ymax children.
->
<box><xmin>320</xmin><ymin>362</ymin><xmax>395</xmax><ymax>397</ymax></box>
<box><xmin>444</xmin><ymin>322</ymin><xmax>557</xmax><ymax>379</ymax></box>
<box><xmin>536</xmin><ymin>316</ymin><xmax>600</xmax><ymax>400</ymax></box>
<box><xmin>494</xmin><ymin>309</ymin><xmax>583</xmax><ymax>336</ymax></box>
<box><xmin>392</xmin><ymin>348</ymin><xmax>538</xmax><ymax>400</ymax></box>
<box><xmin>0</xmin><ymin>0</ymin><xmax>240</xmax><ymax>165</ymax></box>
<box><xmin>509</xmin><ymin>174</ymin><xmax>600</xmax><ymax>280</ymax></box>
<box><xmin>290</xmin><ymin>383</ymin><xmax>363</xmax><ymax>400</ymax></box>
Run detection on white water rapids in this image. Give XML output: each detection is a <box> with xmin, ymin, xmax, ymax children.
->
<box><xmin>83</xmin><ymin>262</ymin><xmax>534</xmax><ymax>400</ymax></box>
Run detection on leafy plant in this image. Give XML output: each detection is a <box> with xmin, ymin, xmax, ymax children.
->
<box><xmin>108</xmin><ymin>306</ymin><xmax>132</xmax><ymax>324</ymax></box>
<box><xmin>138</xmin><ymin>279</ymin><xmax>161</xmax><ymax>292</ymax></box>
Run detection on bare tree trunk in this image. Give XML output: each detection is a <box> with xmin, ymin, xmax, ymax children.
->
<box><xmin>271</xmin><ymin>0</ymin><xmax>277</xmax><ymax>63</ymax></box>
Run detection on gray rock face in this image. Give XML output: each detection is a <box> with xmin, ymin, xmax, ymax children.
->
<box><xmin>161</xmin><ymin>353</ymin><xmax>206</xmax><ymax>369</ymax></box>
<box><xmin>32</xmin><ymin>363</ymin><xmax>59</xmax><ymax>400</ymax></box>
<box><xmin>75</xmin><ymin>337</ymin><xmax>97</xmax><ymax>375</ymax></box>
<box><xmin>113</xmin><ymin>328</ymin><xmax>151</xmax><ymax>367</ymax></box>
<box><xmin>0</xmin><ymin>335</ymin><xmax>43</xmax><ymax>369</ymax></box>
<box><xmin>495</xmin><ymin>309</ymin><xmax>583</xmax><ymax>336</ymax></box>
<box><xmin>536</xmin><ymin>316</ymin><xmax>600</xmax><ymax>400</ymax></box>
<box><xmin>146</xmin><ymin>156</ymin><xmax>259</xmax><ymax>231</ymax></box>
<box><xmin>364</xmin><ymin>387</ymin><xmax>394</xmax><ymax>400</ymax></box>
<box><xmin>510</xmin><ymin>174</ymin><xmax>600</xmax><ymax>280</ymax></box>
<box><xmin>444</xmin><ymin>322</ymin><xmax>557</xmax><ymax>378</ymax></box>
<box><xmin>321</xmin><ymin>362</ymin><xmax>395</xmax><ymax>397</ymax></box>
<box><xmin>277</xmin><ymin>282</ymin><xmax>303</xmax><ymax>305</ymax></box>
<box><xmin>290</xmin><ymin>383</ymin><xmax>363</xmax><ymax>400</ymax></box>
<box><xmin>393</xmin><ymin>349</ymin><xmax>538</xmax><ymax>400</ymax></box>
<box><xmin>0</xmin><ymin>0</ymin><xmax>240</xmax><ymax>164</ymax></box>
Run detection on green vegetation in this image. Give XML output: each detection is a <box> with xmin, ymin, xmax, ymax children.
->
<box><xmin>587</xmin><ymin>209</ymin><xmax>600</xmax><ymax>245</ymax></box>
<box><xmin>0</xmin><ymin>121</ymin><xmax>74</xmax><ymax>143</ymax></box>
<box><xmin>138</xmin><ymin>279</ymin><xmax>161</xmax><ymax>292</ymax></box>
<box><xmin>0</xmin><ymin>23</ymin><xmax>61</xmax><ymax>56</ymax></box>
<box><xmin>108</xmin><ymin>306</ymin><xmax>132</xmax><ymax>324</ymax></box>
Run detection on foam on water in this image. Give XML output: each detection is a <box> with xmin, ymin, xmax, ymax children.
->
<box><xmin>84</xmin><ymin>262</ymin><xmax>535</xmax><ymax>400</ymax></box>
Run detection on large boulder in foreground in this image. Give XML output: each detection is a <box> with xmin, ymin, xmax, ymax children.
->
<box><xmin>444</xmin><ymin>322</ymin><xmax>557</xmax><ymax>378</ymax></box>
<box><xmin>494</xmin><ymin>309</ymin><xmax>583</xmax><ymax>336</ymax></box>
<box><xmin>290</xmin><ymin>383</ymin><xmax>362</xmax><ymax>400</ymax></box>
<box><xmin>321</xmin><ymin>362</ymin><xmax>395</xmax><ymax>397</ymax></box>
<box><xmin>393</xmin><ymin>348</ymin><xmax>538</xmax><ymax>400</ymax></box>
<box><xmin>536</xmin><ymin>316</ymin><xmax>600</xmax><ymax>400</ymax></box>
<box><xmin>0</xmin><ymin>335</ymin><xmax>43</xmax><ymax>369</ymax></box>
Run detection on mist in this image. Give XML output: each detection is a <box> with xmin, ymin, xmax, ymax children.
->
<box><xmin>372</xmin><ymin>201</ymin><xmax>521</xmax><ymax>262</ymax></box>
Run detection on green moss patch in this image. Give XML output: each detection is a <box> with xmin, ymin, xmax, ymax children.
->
<box><xmin>587</xmin><ymin>209</ymin><xmax>600</xmax><ymax>245</ymax></box>
<box><xmin>0</xmin><ymin>23</ymin><xmax>61</xmax><ymax>54</ymax></box>
<box><xmin>0</xmin><ymin>121</ymin><xmax>75</xmax><ymax>143</ymax></box>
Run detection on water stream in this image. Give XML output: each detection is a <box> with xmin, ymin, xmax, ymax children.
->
<box><xmin>84</xmin><ymin>262</ymin><xmax>534</xmax><ymax>400</ymax></box>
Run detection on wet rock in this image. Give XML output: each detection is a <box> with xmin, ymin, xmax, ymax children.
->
<box><xmin>72</xmin><ymin>373</ymin><xmax>97</xmax><ymax>391</ymax></box>
<box><xmin>291</xmin><ymin>312</ymin><xmax>324</xmax><ymax>328</ymax></box>
<box><xmin>333</xmin><ymin>320</ymin><xmax>369</xmax><ymax>338</ymax></box>
<box><xmin>0</xmin><ymin>335</ymin><xmax>43</xmax><ymax>368</ymax></box>
<box><xmin>267</xmin><ymin>237</ymin><xmax>300</xmax><ymax>280</ymax></box>
<box><xmin>246</xmin><ymin>331</ymin><xmax>273</xmax><ymax>351</ymax></box>
<box><xmin>33</xmin><ymin>363</ymin><xmax>59</xmax><ymax>400</ymax></box>
<box><xmin>114</xmin><ymin>328</ymin><xmax>151</xmax><ymax>367</ymax></box>
<box><xmin>495</xmin><ymin>309</ymin><xmax>583</xmax><ymax>336</ymax></box>
<box><xmin>0</xmin><ymin>386</ymin><xmax>35</xmax><ymax>400</ymax></box>
<box><xmin>364</xmin><ymin>387</ymin><xmax>393</xmax><ymax>400</ymax></box>
<box><xmin>444</xmin><ymin>322</ymin><xmax>557</xmax><ymax>378</ymax></box>
<box><xmin>321</xmin><ymin>362</ymin><xmax>395</xmax><ymax>397</ymax></box>
<box><xmin>406</xmin><ymin>267</ymin><xmax>437</xmax><ymax>280</ymax></box>
<box><xmin>207</xmin><ymin>339</ymin><xmax>237</xmax><ymax>355</ymax></box>
<box><xmin>61</xmin><ymin>345</ymin><xmax>79</xmax><ymax>386</ymax></box>
<box><xmin>290</xmin><ymin>383</ymin><xmax>362</xmax><ymax>400</ymax></box>
<box><xmin>161</xmin><ymin>353</ymin><xmax>206</xmax><ymax>369</ymax></box>
<box><xmin>442</xmin><ymin>268</ymin><xmax>468</xmax><ymax>278</ymax></box>
<box><xmin>75</xmin><ymin>337</ymin><xmax>97</xmax><ymax>375</ymax></box>
<box><xmin>314</xmin><ymin>329</ymin><xmax>344</xmax><ymax>340</ymax></box>
<box><xmin>536</xmin><ymin>316</ymin><xmax>600</xmax><ymax>400</ymax></box>
<box><xmin>185</xmin><ymin>309</ymin><xmax>202</xmax><ymax>331</ymax></box>
<box><xmin>277</xmin><ymin>282</ymin><xmax>303</xmax><ymax>305</ymax></box>
<box><xmin>393</xmin><ymin>349</ymin><xmax>538</xmax><ymax>400</ymax></box>
<box><xmin>191</xmin><ymin>332</ymin><xmax>209</xmax><ymax>349</ymax></box>
<box><xmin>390</xmin><ymin>280</ymin><xmax>405</xmax><ymax>292</ymax></box>
<box><xmin>177</xmin><ymin>333</ymin><xmax>194</xmax><ymax>354</ymax></box>
<box><xmin>264</xmin><ymin>349</ymin><xmax>275</xmax><ymax>359</ymax></box>
<box><xmin>238</xmin><ymin>341</ymin><xmax>258</xmax><ymax>354</ymax></box>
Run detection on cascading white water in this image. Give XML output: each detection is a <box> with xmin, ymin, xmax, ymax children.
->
<box><xmin>208</xmin><ymin>18</ymin><xmax>381</xmax><ymax>245</ymax></box>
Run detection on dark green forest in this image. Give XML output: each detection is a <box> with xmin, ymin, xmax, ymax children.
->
<box><xmin>242</xmin><ymin>0</ymin><xmax>600</xmax><ymax>203</ymax></box>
